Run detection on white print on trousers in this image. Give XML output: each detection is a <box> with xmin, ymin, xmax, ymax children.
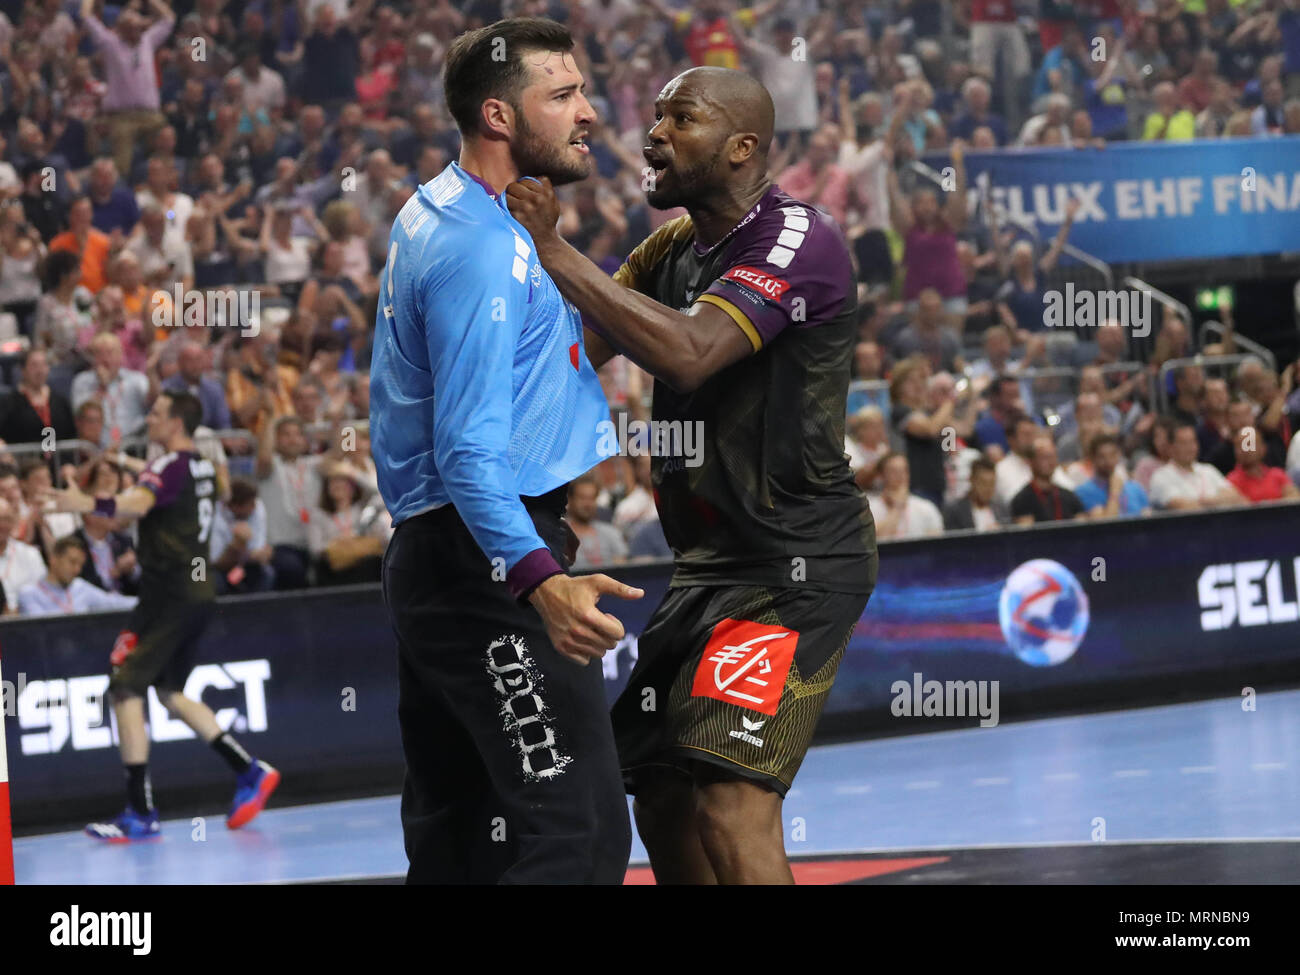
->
<box><xmin>486</xmin><ymin>635</ymin><xmax>571</xmax><ymax>781</ymax></box>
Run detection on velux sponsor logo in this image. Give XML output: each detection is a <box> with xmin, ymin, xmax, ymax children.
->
<box><xmin>729</xmin><ymin>715</ymin><xmax>766</xmax><ymax>748</ymax></box>
<box><xmin>50</xmin><ymin>906</ymin><xmax>151</xmax><ymax>955</ymax></box>
<box><xmin>723</xmin><ymin>265</ymin><xmax>791</xmax><ymax>300</ymax></box>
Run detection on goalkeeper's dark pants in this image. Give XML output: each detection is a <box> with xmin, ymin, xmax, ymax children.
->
<box><xmin>382</xmin><ymin>488</ymin><xmax>631</xmax><ymax>884</ymax></box>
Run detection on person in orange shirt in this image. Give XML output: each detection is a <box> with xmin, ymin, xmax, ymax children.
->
<box><xmin>226</xmin><ymin>330</ymin><xmax>299</xmax><ymax>437</ymax></box>
<box><xmin>48</xmin><ymin>195</ymin><xmax>116</xmax><ymax>293</ymax></box>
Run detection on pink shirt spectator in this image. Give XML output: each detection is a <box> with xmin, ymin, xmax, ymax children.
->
<box><xmin>82</xmin><ymin>14</ymin><xmax>175</xmax><ymax>112</ymax></box>
<box><xmin>903</xmin><ymin>220</ymin><xmax>965</xmax><ymax>300</ymax></box>
<box><xmin>777</xmin><ymin>161</ymin><xmax>852</xmax><ymax>229</ymax></box>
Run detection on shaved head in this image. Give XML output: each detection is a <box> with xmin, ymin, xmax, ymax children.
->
<box><xmin>676</xmin><ymin>67</ymin><xmax>774</xmax><ymax>154</ymax></box>
<box><xmin>644</xmin><ymin>67</ymin><xmax>774</xmax><ymax>212</ymax></box>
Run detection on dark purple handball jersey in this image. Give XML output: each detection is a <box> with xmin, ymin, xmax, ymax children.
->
<box><xmin>611</xmin><ymin>184</ymin><xmax>877</xmax><ymax>595</ymax></box>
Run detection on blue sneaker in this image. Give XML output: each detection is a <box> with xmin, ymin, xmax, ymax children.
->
<box><xmin>85</xmin><ymin>806</ymin><xmax>161</xmax><ymax>843</ymax></box>
<box><xmin>227</xmin><ymin>759</ymin><xmax>280</xmax><ymax>829</ymax></box>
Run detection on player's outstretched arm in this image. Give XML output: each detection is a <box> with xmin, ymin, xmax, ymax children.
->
<box><xmin>44</xmin><ymin>475</ymin><xmax>156</xmax><ymax>521</ymax></box>
<box><xmin>507</xmin><ymin>178</ymin><xmax>753</xmax><ymax>393</ymax></box>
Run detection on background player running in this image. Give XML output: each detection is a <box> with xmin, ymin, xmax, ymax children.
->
<box><xmin>507</xmin><ymin>67</ymin><xmax>878</xmax><ymax>884</ymax></box>
<box><xmin>370</xmin><ymin>18</ymin><xmax>642</xmax><ymax>884</ymax></box>
<box><xmin>45</xmin><ymin>391</ymin><xmax>279</xmax><ymax>841</ymax></box>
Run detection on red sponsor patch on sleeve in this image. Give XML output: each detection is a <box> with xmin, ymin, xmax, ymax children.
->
<box><xmin>690</xmin><ymin>618</ymin><xmax>799</xmax><ymax>716</ymax></box>
<box><xmin>110</xmin><ymin>630</ymin><xmax>139</xmax><ymax>667</ymax></box>
<box><xmin>721</xmin><ymin>266</ymin><xmax>791</xmax><ymax>301</ymax></box>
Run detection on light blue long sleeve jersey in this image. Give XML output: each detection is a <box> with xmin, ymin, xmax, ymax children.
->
<box><xmin>370</xmin><ymin>162</ymin><xmax>609</xmax><ymax>590</ymax></box>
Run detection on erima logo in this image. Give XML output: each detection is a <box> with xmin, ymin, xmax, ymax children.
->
<box><xmin>729</xmin><ymin>715</ymin><xmax>766</xmax><ymax>748</ymax></box>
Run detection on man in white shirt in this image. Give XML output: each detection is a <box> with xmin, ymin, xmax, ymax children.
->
<box><xmin>71</xmin><ymin>333</ymin><xmax>152</xmax><ymax>446</ymax></box>
<box><xmin>18</xmin><ymin>536</ymin><xmax>139</xmax><ymax>616</ymax></box>
<box><xmin>210</xmin><ymin>477</ymin><xmax>274</xmax><ymax>593</ymax></box>
<box><xmin>1149</xmin><ymin>422</ymin><xmax>1245</xmax><ymax>510</ymax></box>
<box><xmin>612</xmin><ymin>454</ymin><xmax>657</xmax><ymax>540</ymax></box>
<box><xmin>995</xmin><ymin>415</ymin><xmax>1075</xmax><ymax>507</ymax></box>
<box><xmin>868</xmin><ymin>452</ymin><xmax>943</xmax><ymax>539</ymax></box>
<box><xmin>226</xmin><ymin>45</ymin><xmax>286</xmax><ymax>115</ymax></box>
<box><xmin>256</xmin><ymin>414</ymin><xmax>320</xmax><ymax>589</ymax></box>
<box><xmin>736</xmin><ymin>19</ymin><xmax>818</xmax><ymax>139</ymax></box>
<box><xmin>0</xmin><ymin>497</ymin><xmax>49</xmax><ymax>612</ymax></box>
<box><xmin>569</xmin><ymin>475</ymin><xmax>628</xmax><ymax>569</ymax></box>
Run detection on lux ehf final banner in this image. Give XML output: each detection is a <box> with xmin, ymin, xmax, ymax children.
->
<box><xmin>926</xmin><ymin>136</ymin><xmax>1300</xmax><ymax>264</ymax></box>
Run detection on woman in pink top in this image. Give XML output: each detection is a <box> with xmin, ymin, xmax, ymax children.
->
<box><xmin>888</xmin><ymin>140</ymin><xmax>968</xmax><ymax>307</ymax></box>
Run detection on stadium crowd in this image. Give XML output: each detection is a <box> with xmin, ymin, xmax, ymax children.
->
<box><xmin>0</xmin><ymin>0</ymin><xmax>1298</xmax><ymax>610</ymax></box>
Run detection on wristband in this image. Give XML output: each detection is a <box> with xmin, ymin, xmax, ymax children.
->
<box><xmin>93</xmin><ymin>497</ymin><xmax>117</xmax><ymax>518</ymax></box>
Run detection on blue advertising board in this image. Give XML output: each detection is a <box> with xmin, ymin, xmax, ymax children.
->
<box><xmin>3</xmin><ymin>503</ymin><xmax>1299</xmax><ymax>830</ymax></box>
<box><xmin>925</xmin><ymin>137</ymin><xmax>1300</xmax><ymax>264</ymax></box>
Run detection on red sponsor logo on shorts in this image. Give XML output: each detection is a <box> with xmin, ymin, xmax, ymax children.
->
<box><xmin>691</xmin><ymin>618</ymin><xmax>799</xmax><ymax>716</ymax></box>
<box><xmin>722</xmin><ymin>265</ymin><xmax>791</xmax><ymax>301</ymax></box>
<box><xmin>110</xmin><ymin>630</ymin><xmax>139</xmax><ymax>667</ymax></box>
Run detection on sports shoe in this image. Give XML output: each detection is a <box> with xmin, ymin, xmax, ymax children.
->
<box><xmin>226</xmin><ymin>759</ymin><xmax>280</xmax><ymax>829</ymax></box>
<box><xmin>85</xmin><ymin>806</ymin><xmax>161</xmax><ymax>843</ymax></box>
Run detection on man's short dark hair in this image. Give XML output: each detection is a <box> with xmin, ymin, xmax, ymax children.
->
<box><xmin>229</xmin><ymin>477</ymin><xmax>258</xmax><ymax>507</ymax></box>
<box><xmin>1088</xmin><ymin>432</ymin><xmax>1121</xmax><ymax>457</ymax></box>
<box><xmin>969</xmin><ymin>456</ymin><xmax>996</xmax><ymax>478</ymax></box>
<box><xmin>53</xmin><ymin>535</ymin><xmax>87</xmax><ymax>558</ymax></box>
<box><xmin>990</xmin><ymin>374</ymin><xmax>1019</xmax><ymax>399</ymax></box>
<box><xmin>77</xmin><ymin>400</ymin><xmax>104</xmax><ymax>421</ymax></box>
<box><xmin>163</xmin><ymin>390</ymin><xmax>203</xmax><ymax>436</ymax></box>
<box><xmin>443</xmin><ymin>18</ymin><xmax>574</xmax><ymax>136</ymax></box>
<box><xmin>1007</xmin><ymin>413</ymin><xmax>1038</xmax><ymax>440</ymax></box>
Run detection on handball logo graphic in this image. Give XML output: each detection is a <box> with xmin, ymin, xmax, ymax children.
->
<box><xmin>998</xmin><ymin>559</ymin><xmax>1090</xmax><ymax>666</ymax></box>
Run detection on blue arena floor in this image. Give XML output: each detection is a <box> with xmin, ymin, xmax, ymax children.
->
<box><xmin>14</xmin><ymin>689</ymin><xmax>1300</xmax><ymax>884</ymax></box>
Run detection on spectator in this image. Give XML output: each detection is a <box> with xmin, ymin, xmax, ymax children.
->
<box><xmin>1226</xmin><ymin>426</ymin><xmax>1300</xmax><ymax>503</ymax></box>
<box><xmin>847</xmin><ymin>405</ymin><xmax>890</xmax><ymax>486</ymax></box>
<box><xmin>1056</xmin><ymin>391</ymin><xmax>1116</xmax><ymax>465</ymax></box>
<box><xmin>211</xmin><ymin>476</ymin><xmax>275</xmax><ymax>593</ymax></box>
<box><xmin>1011</xmin><ymin>436</ymin><xmax>1085</xmax><ymax>524</ymax></box>
<box><xmin>973</xmin><ymin>373</ymin><xmax>1023</xmax><ymax>458</ymax></box>
<box><xmin>950</xmin><ymin>76</ymin><xmax>1008</xmax><ymax>145</ymax></box>
<box><xmin>87</xmin><ymin>157</ymin><xmax>141</xmax><ymax>235</ymax></box>
<box><xmin>0</xmin><ymin>496</ymin><xmax>47</xmax><ymax>612</ymax></box>
<box><xmin>308</xmin><ymin>460</ymin><xmax>386</xmax><ymax>585</ymax></box>
<box><xmin>136</xmin><ymin>155</ymin><xmax>195</xmax><ymax>239</ymax></box>
<box><xmin>868</xmin><ymin>452</ymin><xmax>943</xmax><ymax>539</ymax></box>
<box><xmin>256</xmin><ymin>414</ymin><xmax>318</xmax><ymax>589</ymax></box>
<box><xmin>228</xmin><ymin>331</ymin><xmax>299</xmax><ymax>435</ymax></box>
<box><xmin>612</xmin><ymin>454</ymin><xmax>657</xmax><ymax>540</ymax></box>
<box><xmin>71</xmin><ymin>333</ymin><xmax>151</xmax><ymax>446</ymax></box>
<box><xmin>162</xmin><ymin>340</ymin><xmax>231</xmax><ymax>430</ymax></box>
<box><xmin>48</xmin><ymin>195</ymin><xmax>113</xmax><ymax>294</ymax></box>
<box><xmin>1208</xmin><ymin>397</ymin><xmax>1288</xmax><ymax>473</ymax></box>
<box><xmin>968</xmin><ymin>0</ymin><xmax>1030</xmax><ymax>89</ymax></box>
<box><xmin>888</xmin><ymin>142</ymin><xmax>968</xmax><ymax>311</ymax></box>
<box><xmin>79</xmin><ymin>0</ymin><xmax>177</xmax><ymax>177</ymax></box>
<box><xmin>889</xmin><ymin>355</ymin><xmax>972</xmax><ymax>506</ymax></box>
<box><xmin>1075</xmin><ymin>432</ymin><xmax>1150</xmax><ymax>519</ymax></box>
<box><xmin>74</xmin><ymin>463</ymin><xmax>140</xmax><ymax>595</ymax></box>
<box><xmin>19</xmin><ymin>459</ymin><xmax>76</xmax><ymax>555</ymax></box>
<box><xmin>1149</xmin><ymin>422</ymin><xmax>1245</xmax><ymax>510</ymax></box>
<box><xmin>1251</xmin><ymin>78</ymin><xmax>1286</xmax><ymax>134</ymax></box>
<box><xmin>126</xmin><ymin>204</ymin><xmax>194</xmax><ymax>294</ymax></box>
<box><xmin>17</xmin><ymin>535</ymin><xmax>138</xmax><ymax>616</ymax></box>
<box><xmin>1143</xmin><ymin>81</ymin><xmax>1197</xmax><ymax>140</ymax></box>
<box><xmin>1017</xmin><ymin>93</ymin><xmax>1073</xmax><ymax>147</ymax></box>
<box><xmin>890</xmin><ymin>288</ymin><xmax>965</xmax><ymax>374</ymax></box>
<box><xmin>18</xmin><ymin>160</ymin><xmax>66</xmax><ymax>242</ymax></box>
<box><xmin>1196</xmin><ymin>77</ymin><xmax>1239</xmax><ymax>138</ymax></box>
<box><xmin>0</xmin><ymin>200</ymin><xmax>46</xmax><ymax>333</ymax></box>
<box><xmin>0</xmin><ymin>349</ymin><xmax>76</xmax><ymax>446</ymax></box>
<box><xmin>942</xmin><ymin>455</ymin><xmax>1008</xmax><ymax>532</ymax></box>
<box><xmin>569</xmin><ymin>474</ymin><xmax>628</xmax><ymax>569</ymax></box>
<box><xmin>996</xmin><ymin>199</ymin><xmax>1079</xmax><ymax>339</ymax></box>
<box><xmin>777</xmin><ymin>124</ymin><xmax>852</xmax><ymax>228</ymax></box>
<box><xmin>996</xmin><ymin>414</ymin><xmax>1073</xmax><ymax>506</ymax></box>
